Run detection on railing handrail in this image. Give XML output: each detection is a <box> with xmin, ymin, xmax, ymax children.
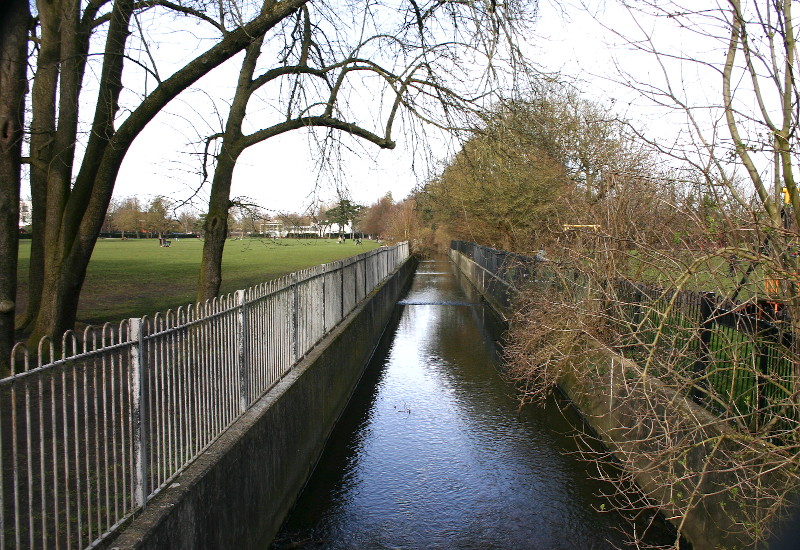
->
<box><xmin>6</xmin><ymin>244</ymin><xmax>405</xmax><ymax>378</ymax></box>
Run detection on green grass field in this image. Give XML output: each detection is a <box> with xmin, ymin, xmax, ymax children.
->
<box><xmin>16</xmin><ymin>237</ymin><xmax>380</xmax><ymax>327</ymax></box>
<box><xmin>625</xmin><ymin>250</ymin><xmax>771</xmax><ymax>299</ymax></box>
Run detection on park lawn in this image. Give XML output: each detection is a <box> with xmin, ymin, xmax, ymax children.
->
<box><xmin>16</xmin><ymin>237</ymin><xmax>381</xmax><ymax>327</ymax></box>
<box><xmin>624</xmin><ymin>250</ymin><xmax>771</xmax><ymax>299</ymax></box>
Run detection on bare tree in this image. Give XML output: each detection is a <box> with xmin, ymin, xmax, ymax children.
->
<box><xmin>145</xmin><ymin>195</ymin><xmax>177</xmax><ymax>241</ymax></box>
<box><xmin>113</xmin><ymin>196</ymin><xmax>145</xmax><ymax>238</ymax></box>
<box><xmin>9</xmin><ymin>0</ymin><xmax>318</xmax><ymax>352</ymax></box>
<box><xmin>421</xmin><ymin>90</ymin><xmax>658</xmax><ymax>253</ymax></box>
<box><xmin>194</xmin><ymin>0</ymin><xmax>538</xmax><ymax>301</ymax></box>
<box><xmin>502</xmin><ymin>2</ymin><xmax>800</xmax><ymax>547</ymax></box>
<box><xmin>0</xmin><ymin>0</ymin><xmax>30</xmax><ymax>365</ymax></box>
<box><xmin>361</xmin><ymin>192</ymin><xmax>394</xmax><ymax>238</ymax></box>
<box><xmin>385</xmin><ymin>196</ymin><xmax>426</xmax><ymax>244</ymax></box>
<box><xmin>602</xmin><ymin>0</ymin><xmax>800</xmax><ymax>307</ymax></box>
<box><xmin>177</xmin><ymin>208</ymin><xmax>200</xmax><ymax>234</ymax></box>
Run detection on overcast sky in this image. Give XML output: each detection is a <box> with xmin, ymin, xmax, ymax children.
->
<box><xmin>95</xmin><ymin>1</ymin><xmax>590</xmax><ymax>215</ymax></box>
<box><xmin>84</xmin><ymin>0</ymin><xmax>731</xmax><ymax>215</ymax></box>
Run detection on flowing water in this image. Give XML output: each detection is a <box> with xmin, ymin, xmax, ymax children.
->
<box><xmin>271</xmin><ymin>258</ymin><xmax>671</xmax><ymax>549</ymax></box>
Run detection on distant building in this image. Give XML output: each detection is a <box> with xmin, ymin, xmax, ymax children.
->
<box><xmin>293</xmin><ymin>224</ymin><xmax>321</xmax><ymax>237</ymax></box>
<box><xmin>324</xmin><ymin>223</ymin><xmax>353</xmax><ymax>237</ymax></box>
<box><xmin>259</xmin><ymin>221</ymin><xmax>284</xmax><ymax>238</ymax></box>
<box><xmin>253</xmin><ymin>220</ymin><xmax>353</xmax><ymax>238</ymax></box>
<box><xmin>19</xmin><ymin>200</ymin><xmax>32</xmax><ymax>228</ymax></box>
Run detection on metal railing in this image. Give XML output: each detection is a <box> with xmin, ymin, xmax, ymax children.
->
<box><xmin>613</xmin><ymin>280</ymin><xmax>796</xmax><ymax>431</ymax></box>
<box><xmin>2</xmin><ymin>242</ymin><xmax>409</xmax><ymax>550</ymax></box>
<box><xmin>451</xmin><ymin>240</ymin><xmax>541</xmax><ymax>287</ymax></box>
<box><xmin>450</xmin><ymin>240</ymin><xmax>556</xmax><ymax>310</ymax></box>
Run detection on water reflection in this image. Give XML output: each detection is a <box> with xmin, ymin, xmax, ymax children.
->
<box><xmin>272</xmin><ymin>258</ymin><xmax>657</xmax><ymax>549</ymax></box>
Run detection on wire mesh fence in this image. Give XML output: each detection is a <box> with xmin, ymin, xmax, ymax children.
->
<box><xmin>2</xmin><ymin>242</ymin><xmax>409</xmax><ymax>550</ymax></box>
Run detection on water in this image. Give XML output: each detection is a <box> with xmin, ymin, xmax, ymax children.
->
<box><xmin>271</xmin><ymin>258</ymin><xmax>666</xmax><ymax>549</ymax></box>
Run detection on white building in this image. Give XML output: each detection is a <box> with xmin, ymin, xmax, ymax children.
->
<box><xmin>255</xmin><ymin>220</ymin><xmax>353</xmax><ymax>238</ymax></box>
<box><xmin>19</xmin><ymin>200</ymin><xmax>32</xmax><ymax>228</ymax></box>
<box><xmin>324</xmin><ymin>223</ymin><xmax>353</xmax><ymax>237</ymax></box>
<box><xmin>259</xmin><ymin>221</ymin><xmax>285</xmax><ymax>238</ymax></box>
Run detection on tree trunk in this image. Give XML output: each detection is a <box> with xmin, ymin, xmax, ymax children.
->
<box><xmin>198</xmin><ymin>150</ymin><xmax>240</xmax><ymax>302</ymax></box>
<box><xmin>23</xmin><ymin>0</ymin><xmax>92</xmax><ymax>332</ymax></box>
<box><xmin>31</xmin><ymin>251</ymin><xmax>87</xmax><ymax>345</ymax></box>
<box><xmin>196</xmin><ymin>37</ymin><xmax>263</xmax><ymax>303</ymax></box>
<box><xmin>24</xmin><ymin>0</ymin><xmax>308</xmax><ymax>347</ymax></box>
<box><xmin>0</xmin><ymin>0</ymin><xmax>30</xmax><ymax>368</ymax></box>
<box><xmin>18</xmin><ymin>0</ymin><xmax>59</xmax><ymax>332</ymax></box>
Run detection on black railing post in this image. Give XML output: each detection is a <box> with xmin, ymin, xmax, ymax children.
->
<box><xmin>692</xmin><ymin>292</ymin><xmax>713</xmax><ymax>402</ymax></box>
<box><xmin>755</xmin><ymin>334</ymin><xmax>770</xmax><ymax>431</ymax></box>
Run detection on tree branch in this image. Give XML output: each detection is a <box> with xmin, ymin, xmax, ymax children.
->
<box><xmin>240</xmin><ymin>115</ymin><xmax>396</xmax><ymax>150</ymax></box>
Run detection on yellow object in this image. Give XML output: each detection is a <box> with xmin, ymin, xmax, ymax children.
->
<box><xmin>766</xmin><ymin>279</ymin><xmax>780</xmax><ymax>294</ymax></box>
<box><xmin>562</xmin><ymin>224</ymin><xmax>601</xmax><ymax>231</ymax></box>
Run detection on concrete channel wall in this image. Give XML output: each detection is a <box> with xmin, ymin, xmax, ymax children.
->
<box><xmin>449</xmin><ymin>249</ymin><xmax>791</xmax><ymax>550</ymax></box>
<box><xmin>110</xmin><ymin>257</ymin><xmax>417</xmax><ymax>550</ymax></box>
<box><xmin>448</xmin><ymin>249</ymin><xmax>511</xmax><ymax>318</ymax></box>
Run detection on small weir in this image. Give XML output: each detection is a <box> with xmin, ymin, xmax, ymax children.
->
<box><xmin>271</xmin><ymin>258</ymin><xmax>664</xmax><ymax>549</ymax></box>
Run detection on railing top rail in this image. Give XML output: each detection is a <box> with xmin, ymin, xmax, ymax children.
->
<box><xmin>450</xmin><ymin>240</ymin><xmax>543</xmax><ymax>269</ymax></box>
<box><xmin>8</xmin><ymin>242</ymin><xmax>407</xmax><ymax>378</ymax></box>
<box><xmin>3</xmin><ymin>338</ymin><xmax>134</xmax><ymax>384</ymax></box>
<box><xmin>454</xmin><ymin>241</ymin><xmax>791</xmax><ymax>332</ymax></box>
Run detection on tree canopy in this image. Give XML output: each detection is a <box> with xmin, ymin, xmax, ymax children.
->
<box><xmin>422</xmin><ymin>91</ymin><xmax>669</xmax><ymax>252</ymax></box>
<box><xmin>324</xmin><ymin>199</ymin><xmax>364</xmax><ymax>234</ymax></box>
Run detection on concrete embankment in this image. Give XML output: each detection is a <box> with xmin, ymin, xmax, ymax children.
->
<box><xmin>450</xmin><ymin>249</ymin><xmax>792</xmax><ymax>550</ymax></box>
<box><xmin>557</xmin><ymin>348</ymin><xmax>791</xmax><ymax>550</ymax></box>
<box><xmin>110</xmin><ymin>257</ymin><xmax>417</xmax><ymax>550</ymax></box>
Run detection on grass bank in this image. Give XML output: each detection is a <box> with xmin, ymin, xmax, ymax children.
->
<box><xmin>16</xmin><ymin>238</ymin><xmax>380</xmax><ymax>327</ymax></box>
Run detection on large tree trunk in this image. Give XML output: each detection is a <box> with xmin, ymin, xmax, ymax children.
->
<box><xmin>32</xmin><ymin>251</ymin><xmax>87</xmax><ymax>344</ymax></box>
<box><xmin>26</xmin><ymin>0</ymin><xmax>133</xmax><ymax>347</ymax></box>
<box><xmin>196</xmin><ymin>38</ymin><xmax>263</xmax><ymax>303</ymax></box>
<box><xmin>0</xmin><ymin>0</ymin><xmax>30</xmax><ymax>368</ymax></box>
<box><xmin>198</xmin><ymin>150</ymin><xmax>241</xmax><ymax>302</ymax></box>
<box><xmin>24</xmin><ymin>0</ymin><xmax>307</xmax><ymax>347</ymax></box>
<box><xmin>21</xmin><ymin>0</ymin><xmax>61</xmax><ymax>332</ymax></box>
<box><xmin>23</xmin><ymin>0</ymin><xmax>93</xmax><ymax>333</ymax></box>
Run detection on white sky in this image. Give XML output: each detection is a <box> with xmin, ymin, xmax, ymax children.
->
<box><xmin>97</xmin><ymin>0</ymin><xmax>740</xmax><ymax>215</ymax></box>
<box><xmin>101</xmin><ymin>0</ymin><xmax>601</xmax><ymax>215</ymax></box>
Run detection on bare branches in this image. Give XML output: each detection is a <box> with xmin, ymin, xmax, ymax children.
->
<box><xmin>723</xmin><ymin>1</ymin><xmax>772</xmax><ymax>219</ymax></box>
<box><xmin>505</xmin><ymin>226</ymin><xmax>800</xmax><ymax>547</ymax></box>
<box><xmin>189</xmin><ymin>0</ymin><xmax>537</xmax><ymax>302</ymax></box>
<box><xmin>92</xmin><ymin>0</ymin><xmax>230</xmax><ymax>32</ymax></box>
<box><xmin>486</xmin><ymin>12</ymin><xmax>800</xmax><ymax>536</ymax></box>
<box><xmin>241</xmin><ymin>115</ymin><xmax>395</xmax><ymax>150</ymax></box>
